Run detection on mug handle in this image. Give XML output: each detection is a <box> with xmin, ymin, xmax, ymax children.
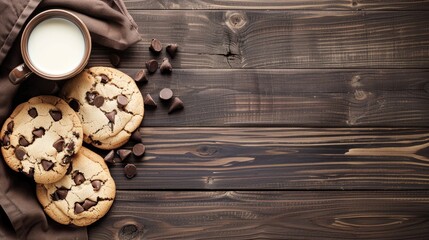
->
<box><xmin>9</xmin><ymin>63</ymin><xmax>33</xmax><ymax>85</ymax></box>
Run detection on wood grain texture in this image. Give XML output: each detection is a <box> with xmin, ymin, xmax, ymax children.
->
<box><xmin>103</xmin><ymin>127</ymin><xmax>429</xmax><ymax>190</ymax></box>
<box><xmin>124</xmin><ymin>0</ymin><xmax>429</xmax><ymax>10</ymax></box>
<box><xmin>88</xmin><ymin>191</ymin><xmax>429</xmax><ymax>240</ymax></box>
<box><xmin>117</xmin><ymin>69</ymin><xmax>429</xmax><ymax>127</ymax></box>
<box><xmin>90</xmin><ymin>11</ymin><xmax>429</xmax><ymax>68</ymax></box>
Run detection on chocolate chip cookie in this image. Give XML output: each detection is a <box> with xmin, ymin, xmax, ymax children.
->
<box><xmin>60</xmin><ymin>67</ymin><xmax>144</xmax><ymax>150</ymax></box>
<box><xmin>36</xmin><ymin>147</ymin><xmax>116</xmax><ymax>226</ymax></box>
<box><xmin>0</xmin><ymin>96</ymin><xmax>83</xmax><ymax>184</ymax></box>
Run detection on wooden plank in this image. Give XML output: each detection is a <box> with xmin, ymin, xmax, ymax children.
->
<box><xmin>104</xmin><ymin>127</ymin><xmax>429</xmax><ymax>190</ymax></box>
<box><xmin>118</xmin><ymin>69</ymin><xmax>429</xmax><ymax>127</ymax></box>
<box><xmin>88</xmin><ymin>191</ymin><xmax>429</xmax><ymax>239</ymax></box>
<box><xmin>90</xmin><ymin>11</ymin><xmax>429</xmax><ymax>68</ymax></box>
<box><xmin>124</xmin><ymin>0</ymin><xmax>429</xmax><ymax>10</ymax></box>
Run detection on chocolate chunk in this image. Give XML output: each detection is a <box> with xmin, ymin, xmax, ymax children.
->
<box><xmin>41</xmin><ymin>159</ymin><xmax>54</xmax><ymax>171</ymax></box>
<box><xmin>149</xmin><ymin>38</ymin><xmax>162</xmax><ymax>53</ymax></box>
<box><xmin>2</xmin><ymin>135</ymin><xmax>10</xmax><ymax>146</ymax></box>
<box><xmin>53</xmin><ymin>188</ymin><xmax>68</xmax><ymax>200</ymax></box>
<box><xmin>74</xmin><ymin>203</ymin><xmax>84</xmax><ymax>214</ymax></box>
<box><xmin>73</xmin><ymin>132</ymin><xmax>80</xmax><ymax>138</ymax></box>
<box><xmin>109</xmin><ymin>53</ymin><xmax>121</xmax><ymax>67</ymax></box>
<box><xmin>131</xmin><ymin>128</ymin><xmax>143</xmax><ymax>142</ymax></box>
<box><xmin>160</xmin><ymin>58</ymin><xmax>172</xmax><ymax>74</ymax></box>
<box><xmin>166</xmin><ymin>44</ymin><xmax>178</xmax><ymax>58</ymax></box>
<box><xmin>63</xmin><ymin>156</ymin><xmax>72</xmax><ymax>164</ymax></box>
<box><xmin>32</xmin><ymin>128</ymin><xmax>45</xmax><ymax>138</ymax></box>
<box><xmin>53</xmin><ymin>138</ymin><xmax>65</xmax><ymax>152</ymax></box>
<box><xmin>93</xmin><ymin>95</ymin><xmax>104</xmax><ymax>108</ymax></box>
<box><xmin>15</xmin><ymin>147</ymin><xmax>26</xmax><ymax>160</ymax></box>
<box><xmin>168</xmin><ymin>97</ymin><xmax>184</xmax><ymax>114</ymax></box>
<box><xmin>49</xmin><ymin>110</ymin><xmax>62</xmax><ymax>121</ymax></box>
<box><xmin>132</xmin><ymin>143</ymin><xmax>146</xmax><ymax>157</ymax></box>
<box><xmin>124</xmin><ymin>163</ymin><xmax>137</xmax><ymax>179</ymax></box>
<box><xmin>134</xmin><ymin>69</ymin><xmax>148</xmax><ymax>83</ymax></box>
<box><xmin>117</xmin><ymin>149</ymin><xmax>132</xmax><ymax>161</ymax></box>
<box><xmin>91</xmin><ymin>180</ymin><xmax>102</xmax><ymax>191</ymax></box>
<box><xmin>23</xmin><ymin>167</ymin><xmax>34</xmax><ymax>178</ymax></box>
<box><xmin>82</xmin><ymin>199</ymin><xmax>97</xmax><ymax>210</ymax></box>
<box><xmin>69</xmin><ymin>99</ymin><xmax>80</xmax><ymax>112</ymax></box>
<box><xmin>100</xmin><ymin>74</ymin><xmax>109</xmax><ymax>83</ymax></box>
<box><xmin>144</xmin><ymin>94</ymin><xmax>157</xmax><ymax>109</ymax></box>
<box><xmin>86</xmin><ymin>92</ymin><xmax>97</xmax><ymax>105</ymax></box>
<box><xmin>106</xmin><ymin>110</ymin><xmax>116</xmax><ymax>123</ymax></box>
<box><xmin>19</xmin><ymin>136</ymin><xmax>30</xmax><ymax>147</ymax></box>
<box><xmin>28</xmin><ymin>108</ymin><xmax>38</xmax><ymax>118</ymax></box>
<box><xmin>104</xmin><ymin>150</ymin><xmax>115</xmax><ymax>163</ymax></box>
<box><xmin>7</xmin><ymin>121</ymin><xmax>14</xmax><ymax>132</ymax></box>
<box><xmin>145</xmin><ymin>60</ymin><xmax>158</xmax><ymax>74</ymax></box>
<box><xmin>73</xmin><ymin>172</ymin><xmax>85</xmax><ymax>185</ymax></box>
<box><xmin>117</xmin><ymin>95</ymin><xmax>129</xmax><ymax>108</ymax></box>
<box><xmin>159</xmin><ymin>88</ymin><xmax>173</xmax><ymax>101</ymax></box>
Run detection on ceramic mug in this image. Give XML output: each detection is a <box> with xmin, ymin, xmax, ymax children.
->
<box><xmin>9</xmin><ymin>9</ymin><xmax>91</xmax><ymax>84</ymax></box>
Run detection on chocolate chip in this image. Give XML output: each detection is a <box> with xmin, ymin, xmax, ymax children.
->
<box><xmin>28</xmin><ymin>108</ymin><xmax>38</xmax><ymax>118</ymax></box>
<box><xmin>15</xmin><ymin>147</ymin><xmax>26</xmax><ymax>160</ymax></box>
<box><xmin>2</xmin><ymin>135</ymin><xmax>10</xmax><ymax>146</ymax></box>
<box><xmin>73</xmin><ymin>132</ymin><xmax>80</xmax><ymax>138</ymax></box>
<box><xmin>66</xmin><ymin>141</ymin><xmax>75</xmax><ymax>153</ymax></box>
<box><xmin>93</xmin><ymin>95</ymin><xmax>104</xmax><ymax>108</ymax></box>
<box><xmin>132</xmin><ymin>143</ymin><xmax>146</xmax><ymax>157</ymax></box>
<box><xmin>168</xmin><ymin>97</ymin><xmax>184</xmax><ymax>114</ymax></box>
<box><xmin>19</xmin><ymin>136</ymin><xmax>30</xmax><ymax>147</ymax></box>
<box><xmin>104</xmin><ymin>150</ymin><xmax>115</xmax><ymax>163</ymax></box>
<box><xmin>73</xmin><ymin>172</ymin><xmax>85</xmax><ymax>185</ymax></box>
<box><xmin>117</xmin><ymin>149</ymin><xmax>132</xmax><ymax>161</ymax></box>
<box><xmin>109</xmin><ymin>53</ymin><xmax>121</xmax><ymax>67</ymax></box>
<box><xmin>105</xmin><ymin>110</ymin><xmax>116</xmax><ymax>123</ymax></box>
<box><xmin>53</xmin><ymin>138</ymin><xmax>65</xmax><ymax>152</ymax></box>
<box><xmin>41</xmin><ymin>159</ymin><xmax>54</xmax><ymax>171</ymax></box>
<box><xmin>69</xmin><ymin>99</ymin><xmax>80</xmax><ymax>112</ymax></box>
<box><xmin>166</xmin><ymin>44</ymin><xmax>178</xmax><ymax>58</ymax></box>
<box><xmin>134</xmin><ymin>69</ymin><xmax>148</xmax><ymax>83</ymax></box>
<box><xmin>53</xmin><ymin>188</ymin><xmax>68</xmax><ymax>200</ymax></box>
<box><xmin>100</xmin><ymin>74</ymin><xmax>109</xmax><ymax>83</ymax></box>
<box><xmin>23</xmin><ymin>167</ymin><xmax>34</xmax><ymax>178</ymax></box>
<box><xmin>117</xmin><ymin>95</ymin><xmax>129</xmax><ymax>108</ymax></box>
<box><xmin>159</xmin><ymin>88</ymin><xmax>173</xmax><ymax>101</ymax></box>
<box><xmin>149</xmin><ymin>38</ymin><xmax>162</xmax><ymax>53</ymax></box>
<box><xmin>160</xmin><ymin>58</ymin><xmax>172</xmax><ymax>74</ymax></box>
<box><xmin>144</xmin><ymin>94</ymin><xmax>157</xmax><ymax>109</ymax></box>
<box><xmin>86</xmin><ymin>92</ymin><xmax>97</xmax><ymax>105</ymax></box>
<box><xmin>49</xmin><ymin>110</ymin><xmax>62</xmax><ymax>121</ymax></box>
<box><xmin>82</xmin><ymin>199</ymin><xmax>97</xmax><ymax>210</ymax></box>
<box><xmin>145</xmin><ymin>60</ymin><xmax>158</xmax><ymax>74</ymax></box>
<box><xmin>74</xmin><ymin>203</ymin><xmax>84</xmax><ymax>214</ymax></box>
<box><xmin>124</xmin><ymin>163</ymin><xmax>137</xmax><ymax>179</ymax></box>
<box><xmin>7</xmin><ymin>121</ymin><xmax>14</xmax><ymax>132</ymax></box>
<box><xmin>66</xmin><ymin>164</ymin><xmax>73</xmax><ymax>175</ymax></box>
<box><xmin>131</xmin><ymin>128</ymin><xmax>143</xmax><ymax>142</ymax></box>
<box><xmin>91</xmin><ymin>180</ymin><xmax>102</xmax><ymax>191</ymax></box>
<box><xmin>63</xmin><ymin>156</ymin><xmax>72</xmax><ymax>164</ymax></box>
<box><xmin>32</xmin><ymin>128</ymin><xmax>45</xmax><ymax>138</ymax></box>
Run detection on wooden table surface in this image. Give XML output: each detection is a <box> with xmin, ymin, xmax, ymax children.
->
<box><xmin>86</xmin><ymin>1</ymin><xmax>429</xmax><ymax>239</ymax></box>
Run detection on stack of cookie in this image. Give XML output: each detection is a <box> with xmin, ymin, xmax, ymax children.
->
<box><xmin>0</xmin><ymin>67</ymin><xmax>144</xmax><ymax>226</ymax></box>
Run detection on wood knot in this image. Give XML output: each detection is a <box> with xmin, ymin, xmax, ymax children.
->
<box><xmin>196</xmin><ymin>145</ymin><xmax>218</xmax><ymax>156</ymax></box>
<box><xmin>226</xmin><ymin>12</ymin><xmax>247</xmax><ymax>31</ymax></box>
<box><xmin>118</xmin><ymin>224</ymin><xmax>143</xmax><ymax>240</ymax></box>
<box><xmin>350</xmin><ymin>75</ymin><xmax>362</xmax><ymax>88</ymax></box>
<box><xmin>354</xmin><ymin>90</ymin><xmax>367</xmax><ymax>101</ymax></box>
<box><xmin>352</xmin><ymin>0</ymin><xmax>358</xmax><ymax>7</ymax></box>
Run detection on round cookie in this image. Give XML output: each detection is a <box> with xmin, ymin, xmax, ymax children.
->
<box><xmin>36</xmin><ymin>147</ymin><xmax>116</xmax><ymax>226</ymax></box>
<box><xmin>60</xmin><ymin>67</ymin><xmax>144</xmax><ymax>150</ymax></box>
<box><xmin>0</xmin><ymin>96</ymin><xmax>83</xmax><ymax>184</ymax></box>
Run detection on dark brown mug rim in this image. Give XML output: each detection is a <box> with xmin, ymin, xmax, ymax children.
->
<box><xmin>21</xmin><ymin>9</ymin><xmax>91</xmax><ymax>80</ymax></box>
